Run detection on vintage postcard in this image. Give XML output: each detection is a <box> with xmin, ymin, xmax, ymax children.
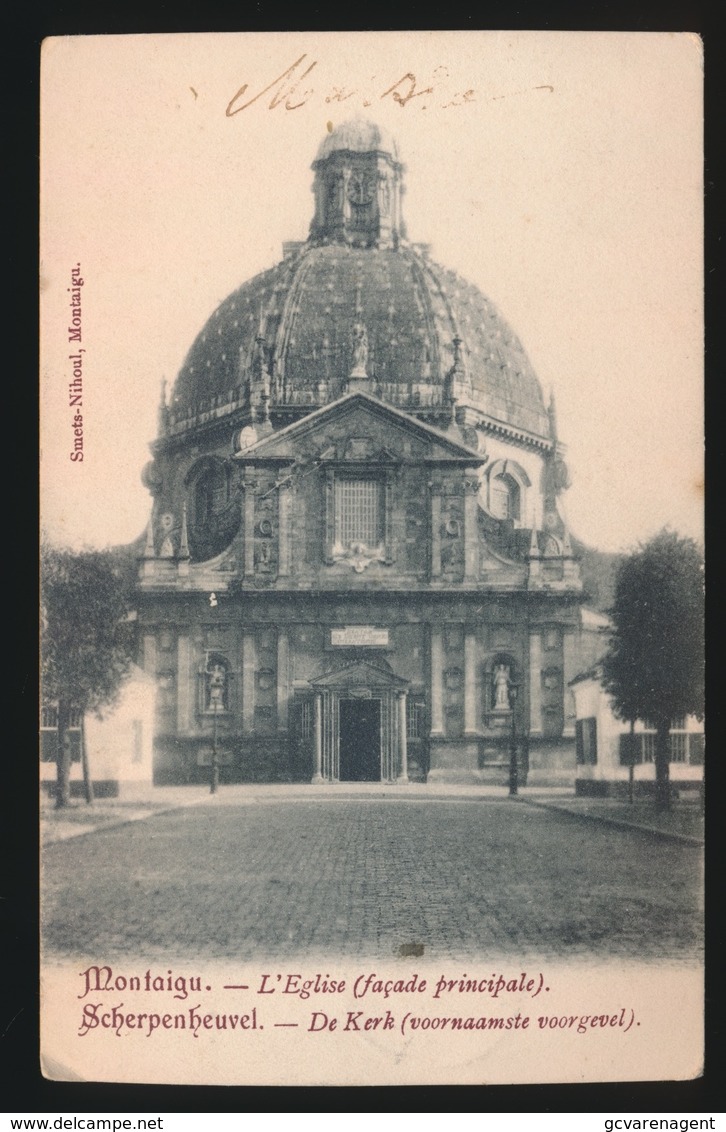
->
<box><xmin>39</xmin><ymin>31</ymin><xmax>704</xmax><ymax>1086</ymax></box>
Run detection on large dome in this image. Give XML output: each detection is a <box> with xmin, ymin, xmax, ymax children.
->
<box><xmin>167</xmin><ymin>122</ymin><xmax>549</xmax><ymax>440</ymax></box>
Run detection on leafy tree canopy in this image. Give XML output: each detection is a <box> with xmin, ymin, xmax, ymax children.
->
<box><xmin>41</xmin><ymin>539</ymin><xmax>136</xmax><ymax>715</ymax></box>
<box><xmin>602</xmin><ymin>529</ymin><xmax>704</xmax><ymax>728</ymax></box>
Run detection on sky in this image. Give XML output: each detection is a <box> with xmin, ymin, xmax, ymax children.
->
<box><xmin>40</xmin><ymin>31</ymin><xmax>703</xmax><ymax>555</ymax></box>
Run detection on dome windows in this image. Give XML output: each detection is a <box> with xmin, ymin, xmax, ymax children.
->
<box><xmin>490</xmin><ymin>473</ymin><xmax>521</xmax><ymax>521</ymax></box>
<box><xmin>184</xmin><ymin>457</ymin><xmax>240</xmax><ymax>562</ymax></box>
<box><xmin>484</xmin><ymin>459</ymin><xmax>530</xmax><ymax>526</ymax></box>
<box><xmin>195</xmin><ymin>464</ymin><xmax>229</xmax><ymax>526</ymax></box>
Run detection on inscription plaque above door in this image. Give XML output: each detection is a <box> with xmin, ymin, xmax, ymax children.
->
<box><xmin>330</xmin><ymin>626</ymin><xmax>389</xmax><ymax>647</ymax></box>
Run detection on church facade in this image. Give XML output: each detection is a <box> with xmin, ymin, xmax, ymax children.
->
<box><xmin>136</xmin><ymin>120</ymin><xmax>583</xmax><ymax>785</ymax></box>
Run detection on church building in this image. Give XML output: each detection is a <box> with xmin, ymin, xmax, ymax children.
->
<box><xmin>137</xmin><ymin>120</ymin><xmax>583</xmax><ymax>785</ymax></box>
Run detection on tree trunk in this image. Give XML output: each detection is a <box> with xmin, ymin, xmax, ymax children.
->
<box><xmin>55</xmin><ymin>700</ymin><xmax>72</xmax><ymax>809</ymax></box>
<box><xmin>654</xmin><ymin>719</ymin><xmax>671</xmax><ymax>813</ymax></box>
<box><xmin>628</xmin><ymin>719</ymin><xmax>635</xmax><ymax>805</ymax></box>
<box><xmin>80</xmin><ymin>716</ymin><xmax>94</xmax><ymax>805</ymax></box>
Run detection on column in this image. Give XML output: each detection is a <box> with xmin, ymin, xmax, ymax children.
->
<box><xmin>562</xmin><ymin>630</ymin><xmax>578</xmax><ymax>737</ymax></box>
<box><xmin>529</xmin><ymin>631</ymin><xmax>542</xmax><ymax>735</ymax></box>
<box><xmin>396</xmin><ymin>688</ymin><xmax>407</xmax><ymax>787</ymax></box>
<box><xmin>463</xmin><ymin>475</ymin><xmax>479</xmax><ymax>581</ymax></box>
<box><xmin>277</xmin><ymin>629</ymin><xmax>289</xmax><ymax>732</ymax></box>
<box><xmin>430</xmin><ymin>486</ymin><xmax>441</xmax><ymax>578</ymax></box>
<box><xmin>430</xmin><ymin>627</ymin><xmax>444</xmax><ymax>735</ymax></box>
<box><xmin>243</xmin><ymin>481</ymin><xmax>256</xmax><ymax>577</ymax></box>
<box><xmin>278</xmin><ymin>482</ymin><xmax>291</xmax><ymax>577</ymax></box>
<box><xmin>397</xmin><ymin>691</ymin><xmax>409</xmax><ymax>784</ymax></box>
<box><xmin>177</xmin><ymin>635</ymin><xmax>191</xmax><ymax>733</ymax></box>
<box><xmin>242</xmin><ymin>630</ymin><xmax>256</xmax><ymax>733</ymax></box>
<box><xmin>142</xmin><ymin>633</ymin><xmax>157</xmax><ymax>678</ymax></box>
<box><xmin>464</xmin><ymin>628</ymin><xmax>478</xmax><ymax>735</ymax></box>
<box><xmin>312</xmin><ymin>693</ymin><xmax>324</xmax><ymax>783</ymax></box>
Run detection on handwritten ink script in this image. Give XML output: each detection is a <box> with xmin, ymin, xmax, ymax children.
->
<box><xmin>225</xmin><ymin>54</ymin><xmax>554</xmax><ymax>116</ymax></box>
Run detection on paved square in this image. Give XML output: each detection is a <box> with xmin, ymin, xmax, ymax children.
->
<box><xmin>42</xmin><ymin>793</ymin><xmax>703</xmax><ymax>962</ymax></box>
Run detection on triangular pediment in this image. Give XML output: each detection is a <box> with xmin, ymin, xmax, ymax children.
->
<box><xmin>310</xmin><ymin>659</ymin><xmax>409</xmax><ymax>690</ymax></box>
<box><xmin>233</xmin><ymin>392</ymin><xmax>485</xmax><ymax>465</ymax></box>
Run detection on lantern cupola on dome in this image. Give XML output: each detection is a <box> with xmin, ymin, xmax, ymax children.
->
<box><xmin>308</xmin><ymin>118</ymin><xmax>406</xmax><ymax>250</ymax></box>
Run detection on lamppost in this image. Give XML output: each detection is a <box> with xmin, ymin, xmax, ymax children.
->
<box><xmin>206</xmin><ymin>655</ymin><xmax>225</xmax><ymax>795</ymax></box>
<box><xmin>210</xmin><ymin>696</ymin><xmax>219</xmax><ymax>795</ymax></box>
<box><xmin>508</xmin><ymin>680</ymin><xmax>520</xmax><ymax>796</ymax></box>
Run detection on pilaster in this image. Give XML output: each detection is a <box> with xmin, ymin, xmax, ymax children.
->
<box><xmin>529</xmin><ymin>631</ymin><xmax>542</xmax><ymax>735</ymax></box>
<box><xmin>242</xmin><ymin>630</ymin><xmax>256</xmax><ymax>732</ymax></box>
<box><xmin>243</xmin><ymin>480</ymin><xmax>256</xmax><ymax>577</ymax></box>
<box><xmin>464</xmin><ymin>628</ymin><xmax>479</xmax><ymax>735</ymax></box>
<box><xmin>430</xmin><ymin>627</ymin><xmax>444</xmax><ymax>735</ymax></box>
<box><xmin>277</xmin><ymin>629</ymin><xmax>290</xmax><ymax>733</ymax></box>
<box><xmin>430</xmin><ymin>484</ymin><xmax>441</xmax><ymax>578</ymax></box>
<box><xmin>177</xmin><ymin>635</ymin><xmax>191</xmax><ymax>733</ymax></box>
<box><xmin>463</xmin><ymin>474</ymin><xmax>479</xmax><ymax>581</ymax></box>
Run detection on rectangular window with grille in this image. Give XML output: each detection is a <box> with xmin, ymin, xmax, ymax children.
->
<box><xmin>334</xmin><ymin>479</ymin><xmax>381</xmax><ymax>548</ymax></box>
<box><xmin>41</xmin><ymin>706</ymin><xmax>58</xmax><ymax>729</ymax></box>
<box><xmin>406</xmin><ymin>698</ymin><xmax>425</xmax><ymax>740</ymax></box>
<box><xmin>620</xmin><ymin>728</ymin><xmax>705</xmax><ymax>767</ymax></box>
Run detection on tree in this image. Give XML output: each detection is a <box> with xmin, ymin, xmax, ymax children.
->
<box><xmin>41</xmin><ymin>540</ymin><xmax>136</xmax><ymax>808</ymax></box>
<box><xmin>601</xmin><ymin>530</ymin><xmax>704</xmax><ymax>811</ymax></box>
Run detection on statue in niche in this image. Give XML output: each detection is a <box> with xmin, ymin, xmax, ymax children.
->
<box><xmin>351</xmin><ymin>321</ymin><xmax>369</xmax><ymax>375</ymax></box>
<box><xmin>493</xmin><ymin>663</ymin><xmax>511</xmax><ymax>711</ymax></box>
<box><xmin>207</xmin><ymin>662</ymin><xmax>227</xmax><ymax>711</ymax></box>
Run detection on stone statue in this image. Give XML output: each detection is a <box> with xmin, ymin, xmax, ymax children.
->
<box><xmin>207</xmin><ymin>663</ymin><xmax>227</xmax><ymax>711</ymax></box>
<box><xmin>352</xmin><ymin>321</ymin><xmax>369</xmax><ymax>374</ymax></box>
<box><xmin>493</xmin><ymin>664</ymin><xmax>511</xmax><ymax>711</ymax></box>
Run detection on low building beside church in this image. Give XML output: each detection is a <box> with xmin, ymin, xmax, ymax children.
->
<box><xmin>570</xmin><ymin>666</ymin><xmax>705</xmax><ymax>797</ymax></box>
<box><xmin>40</xmin><ymin>665</ymin><xmax>155</xmax><ymax>797</ymax></box>
<box><xmin>136</xmin><ymin>119</ymin><xmax>585</xmax><ymax>785</ymax></box>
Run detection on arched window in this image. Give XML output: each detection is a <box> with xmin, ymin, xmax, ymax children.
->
<box><xmin>490</xmin><ymin>472</ymin><xmax>521</xmax><ymax>521</ymax></box>
<box><xmin>184</xmin><ymin>457</ymin><xmax>240</xmax><ymax>562</ymax></box>
<box><xmin>194</xmin><ymin>464</ymin><xmax>229</xmax><ymax>529</ymax></box>
<box><xmin>485</xmin><ymin>459</ymin><xmax>529</xmax><ymax>524</ymax></box>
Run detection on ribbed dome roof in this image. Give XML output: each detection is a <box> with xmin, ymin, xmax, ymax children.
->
<box><xmin>170</xmin><ymin>243</ymin><xmax>549</xmax><ymax>437</ymax></box>
<box><xmin>168</xmin><ymin>122</ymin><xmax>549</xmax><ymax>440</ymax></box>
<box><xmin>315</xmin><ymin>119</ymin><xmax>400</xmax><ymax>163</ymax></box>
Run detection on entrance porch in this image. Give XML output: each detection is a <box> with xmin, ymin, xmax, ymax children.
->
<box><xmin>308</xmin><ymin>660</ymin><xmax>410</xmax><ymax>784</ymax></box>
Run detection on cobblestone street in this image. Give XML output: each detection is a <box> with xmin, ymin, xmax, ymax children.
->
<box><xmin>42</xmin><ymin>790</ymin><xmax>703</xmax><ymax>962</ymax></box>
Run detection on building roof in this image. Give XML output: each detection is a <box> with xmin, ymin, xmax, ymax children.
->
<box><xmin>232</xmin><ymin>389</ymin><xmax>486</xmax><ymax>462</ymax></box>
<box><xmin>167</xmin><ymin>122</ymin><xmax>550</xmax><ymax>440</ymax></box>
<box><xmin>314</xmin><ymin>118</ymin><xmax>401</xmax><ymax>163</ymax></box>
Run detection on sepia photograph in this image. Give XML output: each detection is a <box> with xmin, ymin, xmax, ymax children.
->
<box><xmin>39</xmin><ymin>31</ymin><xmax>704</xmax><ymax>1087</ymax></box>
